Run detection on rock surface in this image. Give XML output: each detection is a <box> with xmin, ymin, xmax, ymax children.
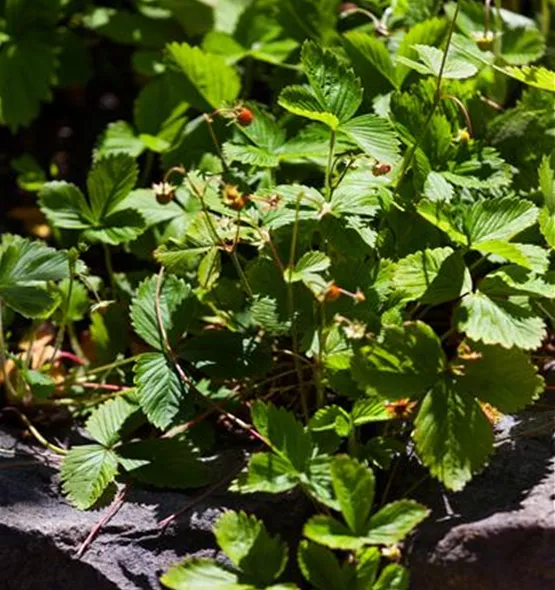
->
<box><xmin>408</xmin><ymin>411</ymin><xmax>555</xmax><ymax>590</ymax></box>
<box><xmin>0</xmin><ymin>428</ymin><xmax>309</xmax><ymax>590</ymax></box>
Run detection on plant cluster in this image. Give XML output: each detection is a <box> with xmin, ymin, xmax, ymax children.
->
<box><xmin>0</xmin><ymin>0</ymin><xmax>554</xmax><ymax>588</ymax></box>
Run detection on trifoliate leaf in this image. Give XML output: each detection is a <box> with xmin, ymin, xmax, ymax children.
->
<box><xmin>134</xmin><ymin>352</ymin><xmax>190</xmax><ymax>429</ymax></box>
<box><xmin>130</xmin><ymin>274</ymin><xmax>195</xmax><ymax>350</ymax></box>
<box><xmin>214</xmin><ymin>511</ymin><xmax>288</xmax><ymax>586</ymax></box>
<box><xmin>365</xmin><ymin>500</ymin><xmax>429</xmax><ymax>544</ymax></box>
<box><xmin>85</xmin><ymin>393</ymin><xmax>141</xmax><ymax>448</ymax></box>
<box><xmin>0</xmin><ymin>237</ymin><xmax>69</xmax><ymax>317</ymax></box>
<box><xmin>393</xmin><ymin>248</ymin><xmax>472</xmax><ymax>305</ymax></box>
<box><xmin>279</xmin><ymin>41</ymin><xmax>362</xmax><ymax>129</ymax></box>
<box><xmin>40</xmin><ymin>154</ymin><xmax>145</xmax><ymax>246</ymax></box>
<box><xmin>352</xmin><ymin>322</ymin><xmax>445</xmax><ymax>400</ymax></box>
<box><xmin>331</xmin><ymin>455</ymin><xmax>375</xmax><ymax>535</ymax></box>
<box><xmin>455</xmin><ymin>342</ymin><xmax>544</xmax><ymax>413</ymax></box>
<box><xmin>61</xmin><ymin>444</ymin><xmax>118</xmax><ymax>510</ymax></box>
<box><xmin>339</xmin><ymin>115</ymin><xmax>401</xmax><ymax>165</ymax></box>
<box><xmin>413</xmin><ymin>381</ymin><xmax>494</xmax><ymax>491</ymax></box>
<box><xmin>118</xmin><ymin>439</ymin><xmax>210</xmax><ymax>489</ymax></box>
<box><xmin>166</xmin><ymin>42</ymin><xmax>241</xmax><ymax>111</ymax></box>
<box><xmin>456</xmin><ymin>291</ymin><xmax>546</xmax><ymax>350</ymax></box>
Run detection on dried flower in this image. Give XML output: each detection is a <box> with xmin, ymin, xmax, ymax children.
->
<box><xmin>152</xmin><ymin>181</ymin><xmax>176</xmax><ymax>204</ymax></box>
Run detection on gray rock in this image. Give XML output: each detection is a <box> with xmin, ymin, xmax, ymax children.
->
<box><xmin>408</xmin><ymin>411</ymin><xmax>555</xmax><ymax>590</ymax></box>
<box><xmin>0</xmin><ymin>429</ymin><xmax>309</xmax><ymax>590</ymax></box>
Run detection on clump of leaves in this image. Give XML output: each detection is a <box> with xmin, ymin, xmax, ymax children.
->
<box><xmin>1</xmin><ymin>0</ymin><xmax>554</xmax><ymax>588</ymax></box>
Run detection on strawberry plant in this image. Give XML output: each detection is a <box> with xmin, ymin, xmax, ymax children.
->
<box><xmin>0</xmin><ymin>0</ymin><xmax>554</xmax><ymax>588</ymax></box>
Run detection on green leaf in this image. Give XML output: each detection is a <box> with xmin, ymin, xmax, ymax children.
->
<box><xmin>413</xmin><ymin>382</ymin><xmax>494</xmax><ymax>491</ymax></box>
<box><xmin>456</xmin><ymin>291</ymin><xmax>546</xmax><ymax>350</ymax></box>
<box><xmin>134</xmin><ymin>352</ymin><xmax>190</xmax><ymax>429</ymax></box>
<box><xmin>364</xmin><ymin>500</ymin><xmax>429</xmax><ymax>544</ymax></box>
<box><xmin>343</xmin><ymin>32</ymin><xmax>398</xmax><ymax>100</ymax></box>
<box><xmin>298</xmin><ymin>540</ymin><xmax>355</xmax><ymax>590</ymax></box>
<box><xmin>503</xmin><ymin>65</ymin><xmax>555</xmax><ymax>92</ymax></box>
<box><xmin>472</xmin><ymin>241</ymin><xmax>549</xmax><ymax>272</ymax></box>
<box><xmin>372</xmin><ymin>564</ymin><xmax>409</xmax><ymax>590</ymax></box>
<box><xmin>0</xmin><ymin>237</ymin><xmax>69</xmax><ymax>317</ymax></box>
<box><xmin>303</xmin><ymin>514</ymin><xmax>363</xmax><ymax>550</ymax></box>
<box><xmin>251</xmin><ymin>402</ymin><xmax>312</xmax><ymax>471</ymax></box>
<box><xmin>465</xmin><ymin>198</ymin><xmax>538</xmax><ymax>244</ymax></box>
<box><xmin>309</xmin><ymin>405</ymin><xmax>352</xmax><ymax>436</ymax></box>
<box><xmin>396</xmin><ymin>44</ymin><xmax>477</xmax><ymax>79</ymax></box>
<box><xmin>22</xmin><ymin>368</ymin><xmax>55</xmax><ymax>399</ymax></box>
<box><xmin>130</xmin><ymin>274</ymin><xmax>194</xmax><ymax>350</ymax></box>
<box><xmin>539</xmin><ymin>155</ymin><xmax>554</xmax><ymax>211</ymax></box>
<box><xmin>0</xmin><ymin>36</ymin><xmax>57</xmax><ymax>130</ymax></box>
<box><xmin>87</xmin><ymin>154</ymin><xmax>139</xmax><ymax>220</ymax></box>
<box><xmin>331</xmin><ymin>455</ymin><xmax>375</xmax><ymax>535</ymax></box>
<box><xmin>166</xmin><ymin>42</ymin><xmax>241</xmax><ymax>111</ymax></box>
<box><xmin>501</xmin><ymin>27</ymin><xmax>545</xmax><ymax>66</ymax></box>
<box><xmin>231</xmin><ymin>452</ymin><xmax>299</xmax><ymax>494</ymax></box>
<box><xmin>352</xmin><ymin>322</ymin><xmax>445</xmax><ymax>400</ymax></box>
<box><xmin>279</xmin><ymin>41</ymin><xmax>362</xmax><ymax>129</ymax></box>
<box><xmin>278</xmin><ymin>85</ymin><xmax>341</xmax><ymax>129</ymax></box>
<box><xmin>39</xmin><ymin>181</ymin><xmax>93</xmax><ymax>229</ymax></box>
<box><xmin>540</xmin><ymin>209</ymin><xmax>555</xmax><ymax>249</ymax></box>
<box><xmin>60</xmin><ymin>444</ymin><xmax>118</xmax><ymax>510</ymax></box>
<box><xmin>214</xmin><ymin>511</ymin><xmax>288</xmax><ymax>586</ymax></box>
<box><xmin>339</xmin><ymin>115</ymin><xmax>401</xmax><ymax>165</ymax></box>
<box><xmin>285</xmin><ymin>251</ymin><xmax>330</xmax><ymax>284</ymax></box>
<box><xmin>395</xmin><ymin>17</ymin><xmax>446</xmax><ymax>84</ymax></box>
<box><xmin>85</xmin><ymin>393</ymin><xmax>141</xmax><ymax>448</ymax></box>
<box><xmin>480</xmin><ymin>266</ymin><xmax>555</xmax><ymax>299</ymax></box>
<box><xmin>161</xmin><ymin>558</ymin><xmax>239</xmax><ymax>589</ymax></box>
<box><xmin>393</xmin><ymin>248</ymin><xmax>472</xmax><ymax>305</ymax></box>
<box><xmin>351</xmin><ymin>398</ymin><xmax>391</xmax><ymax>426</ymax></box>
<box><xmin>118</xmin><ymin>439</ymin><xmax>210</xmax><ymax>489</ymax></box>
<box><xmin>455</xmin><ymin>342</ymin><xmax>544</xmax><ymax>413</ymax></box>
<box><xmin>424</xmin><ymin>171</ymin><xmax>454</xmax><ymax>202</ymax></box>
<box><xmin>95</xmin><ymin>121</ymin><xmax>145</xmax><ymax>160</ymax></box>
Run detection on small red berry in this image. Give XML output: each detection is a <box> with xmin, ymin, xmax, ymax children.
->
<box><xmin>236</xmin><ymin>107</ymin><xmax>254</xmax><ymax>127</ymax></box>
<box><xmin>372</xmin><ymin>163</ymin><xmax>391</xmax><ymax>176</ymax></box>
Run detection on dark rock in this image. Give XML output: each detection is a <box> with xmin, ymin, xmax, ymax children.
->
<box><xmin>0</xmin><ymin>429</ymin><xmax>310</xmax><ymax>590</ymax></box>
<box><xmin>408</xmin><ymin>411</ymin><xmax>555</xmax><ymax>590</ymax></box>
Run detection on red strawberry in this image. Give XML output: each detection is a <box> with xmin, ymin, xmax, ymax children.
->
<box><xmin>236</xmin><ymin>107</ymin><xmax>254</xmax><ymax>126</ymax></box>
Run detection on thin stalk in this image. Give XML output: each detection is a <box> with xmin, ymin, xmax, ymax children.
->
<box><xmin>67</xmin><ymin>323</ymin><xmax>88</xmax><ymax>363</ymax></box>
<box><xmin>314</xmin><ymin>302</ymin><xmax>326</xmax><ymax>409</ymax></box>
<box><xmin>286</xmin><ymin>194</ymin><xmax>309</xmax><ymax>420</ymax></box>
<box><xmin>204</xmin><ymin>114</ymin><xmax>228</xmax><ymax>172</ymax></box>
<box><xmin>0</xmin><ymin>300</ymin><xmax>18</xmax><ymax>399</ymax></box>
<box><xmin>51</xmin><ymin>254</ymin><xmax>77</xmax><ymax>364</ymax></box>
<box><xmin>541</xmin><ymin>0</ymin><xmax>550</xmax><ymax>38</ymax></box>
<box><xmin>325</xmin><ymin>129</ymin><xmax>337</xmax><ymax>200</ymax></box>
<box><xmin>393</xmin><ymin>0</ymin><xmax>461</xmax><ymax>198</ymax></box>
<box><xmin>5</xmin><ymin>407</ymin><xmax>67</xmax><ymax>455</ymax></box>
<box><xmin>102</xmin><ymin>244</ymin><xmax>117</xmax><ymax>297</ymax></box>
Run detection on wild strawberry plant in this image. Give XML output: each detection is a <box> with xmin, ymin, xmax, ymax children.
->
<box><xmin>0</xmin><ymin>0</ymin><xmax>554</xmax><ymax>588</ymax></box>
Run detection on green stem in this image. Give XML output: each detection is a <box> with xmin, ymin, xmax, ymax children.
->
<box><xmin>0</xmin><ymin>300</ymin><xmax>19</xmax><ymax>399</ymax></box>
<box><xmin>51</xmin><ymin>254</ymin><xmax>77</xmax><ymax>364</ymax></box>
<box><xmin>102</xmin><ymin>243</ymin><xmax>117</xmax><ymax>298</ymax></box>
<box><xmin>6</xmin><ymin>408</ymin><xmax>67</xmax><ymax>455</ymax></box>
<box><xmin>393</xmin><ymin>0</ymin><xmax>461</xmax><ymax>198</ymax></box>
<box><xmin>541</xmin><ymin>0</ymin><xmax>551</xmax><ymax>38</ymax></box>
<box><xmin>325</xmin><ymin>129</ymin><xmax>337</xmax><ymax>200</ymax></box>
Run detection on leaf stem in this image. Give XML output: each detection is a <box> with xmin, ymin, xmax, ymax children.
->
<box><xmin>393</xmin><ymin>0</ymin><xmax>461</xmax><ymax>197</ymax></box>
<box><xmin>51</xmin><ymin>253</ymin><xmax>78</xmax><ymax>364</ymax></box>
<box><xmin>325</xmin><ymin>129</ymin><xmax>337</xmax><ymax>200</ymax></box>
<box><xmin>102</xmin><ymin>244</ymin><xmax>117</xmax><ymax>298</ymax></box>
<box><xmin>0</xmin><ymin>300</ymin><xmax>19</xmax><ymax>400</ymax></box>
<box><xmin>4</xmin><ymin>407</ymin><xmax>67</xmax><ymax>456</ymax></box>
